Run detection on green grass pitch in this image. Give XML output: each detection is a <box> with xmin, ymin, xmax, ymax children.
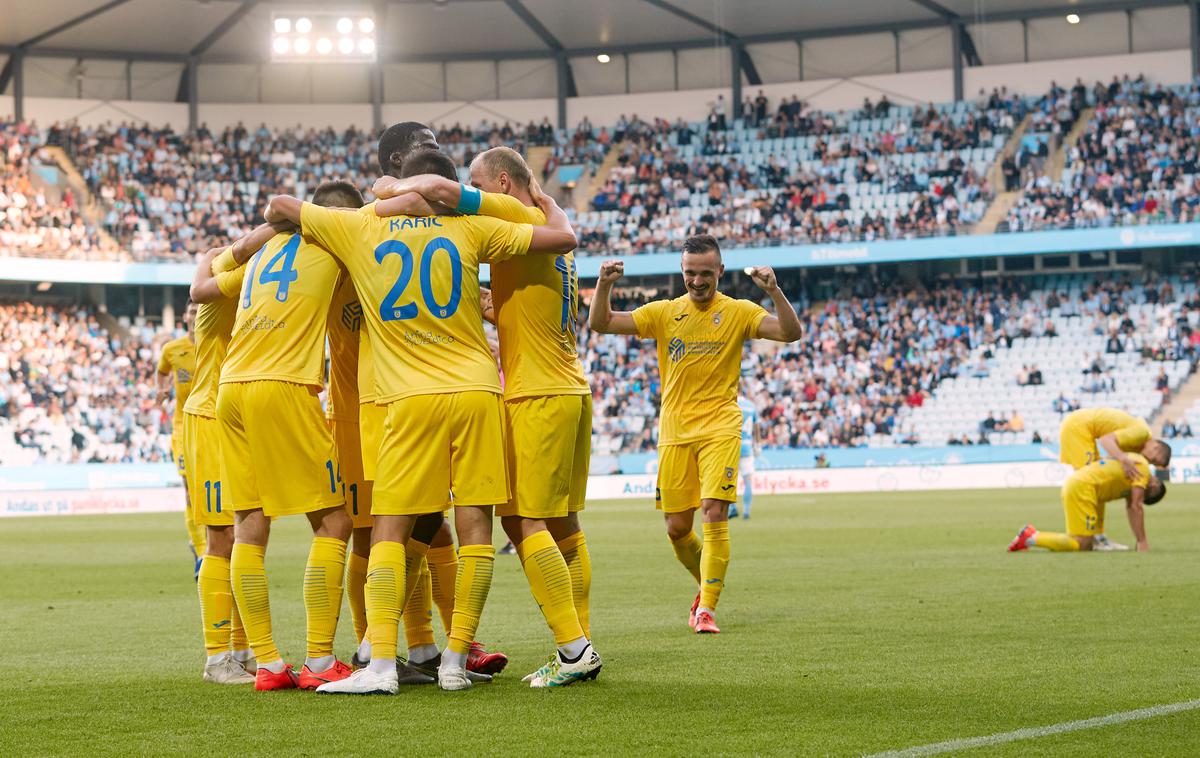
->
<box><xmin>2</xmin><ymin>488</ymin><xmax>1198</xmax><ymax>756</ymax></box>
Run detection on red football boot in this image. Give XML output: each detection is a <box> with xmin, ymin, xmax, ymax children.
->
<box><xmin>1008</xmin><ymin>524</ymin><xmax>1036</xmax><ymax>553</ymax></box>
<box><xmin>467</xmin><ymin>642</ymin><xmax>508</xmax><ymax>676</ymax></box>
<box><xmin>694</xmin><ymin>610</ymin><xmax>720</xmax><ymax>634</ymax></box>
<box><xmin>254</xmin><ymin>664</ymin><xmax>300</xmax><ymax>691</ymax></box>
<box><xmin>688</xmin><ymin>590</ymin><xmax>701</xmax><ymax>629</ymax></box>
<box><xmin>298</xmin><ymin>659</ymin><xmax>352</xmax><ymax>690</ymax></box>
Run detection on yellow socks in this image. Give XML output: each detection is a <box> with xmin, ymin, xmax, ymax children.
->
<box><xmin>346</xmin><ymin>552</ymin><xmax>369</xmax><ymax>643</ymax></box>
<box><xmin>1033</xmin><ymin>531</ymin><xmax>1081</xmax><ymax>552</ymax></box>
<box><xmin>518</xmin><ymin>531</ymin><xmax>585</xmax><ymax>647</ymax></box>
<box><xmin>447</xmin><ymin>544</ymin><xmax>494</xmax><ymax>655</ymax></box>
<box><xmin>303</xmin><ymin>537</ymin><xmax>347</xmax><ymax>661</ymax></box>
<box><xmin>671</xmin><ymin>531</ymin><xmax>703</xmax><ymax>584</ymax></box>
<box><xmin>557</xmin><ymin>531</ymin><xmax>592</xmax><ymax>639</ymax></box>
<box><xmin>427</xmin><ymin>543</ymin><xmax>458</xmax><ymax>635</ymax></box>
<box><xmin>365</xmin><ymin>540</ymin><xmax>406</xmax><ymax>663</ymax></box>
<box><xmin>699</xmin><ymin>522</ymin><xmax>730</xmax><ymax>612</ymax></box>
<box><xmin>197</xmin><ymin>555</ymin><xmax>234</xmax><ymax>657</ymax></box>
<box><xmin>403</xmin><ymin>558</ymin><xmax>436</xmax><ymax>650</ymax></box>
<box><xmin>231</xmin><ymin>543</ymin><xmax>281</xmax><ymax>665</ymax></box>
<box><xmin>230</xmin><ymin>600</ymin><xmax>249</xmax><ymax>653</ymax></box>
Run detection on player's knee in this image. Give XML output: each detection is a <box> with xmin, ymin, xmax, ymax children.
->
<box><xmin>412</xmin><ymin>512</ymin><xmax>446</xmax><ymax>544</ymax></box>
<box><xmin>1077</xmin><ymin>536</ymin><xmax>1094</xmax><ymax>551</ymax></box>
<box><xmin>700</xmin><ymin>499</ymin><xmax>730</xmax><ymax>522</ymax></box>
<box><xmin>500</xmin><ymin>515</ymin><xmax>525</xmax><ymax>544</ymax></box>
<box><xmin>206</xmin><ymin>525</ymin><xmax>235</xmax><ymax>557</ymax></box>
<box><xmin>351</xmin><ymin>527</ymin><xmax>373</xmax><ymax>556</ymax></box>
<box><xmin>663</xmin><ymin>516</ymin><xmax>692</xmax><ymax>542</ymax></box>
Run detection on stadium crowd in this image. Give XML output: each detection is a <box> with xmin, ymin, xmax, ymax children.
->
<box><xmin>1002</xmin><ymin>76</ymin><xmax>1200</xmax><ymax>232</ymax></box>
<box><xmin>0</xmin><ymin>120</ymin><xmax>113</xmax><ymax>260</ymax></box>
<box><xmin>0</xmin><ymin>302</ymin><xmax>170</xmax><ymax>465</ymax></box>
<box><xmin>1</xmin><ymin>76</ymin><xmax>1194</xmax><ymax>264</ymax></box>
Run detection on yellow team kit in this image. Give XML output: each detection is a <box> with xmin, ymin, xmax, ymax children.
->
<box><xmin>299</xmin><ymin>201</ymin><xmax>534</xmax><ymax>515</ymax></box>
<box><xmin>157</xmin><ymin>336</ymin><xmax>196</xmax><ymax>475</ymax></box>
<box><xmin>479</xmin><ymin>191</ymin><xmax>592</xmax><ymax>521</ymax></box>
<box><xmin>182</xmin><ymin>262</ymin><xmax>246</xmax><ymax>527</ymax></box>
<box><xmin>326</xmin><ymin>275</ymin><xmax>372</xmax><ymax>529</ymax></box>
<box><xmin>632</xmin><ymin>292</ymin><xmax>767</xmax><ymax>512</ymax></box>
<box><xmin>1058</xmin><ymin>407</ymin><xmax>1150</xmax><ymax>469</ymax></box>
<box><xmin>1061</xmin><ymin>453</ymin><xmax>1151</xmax><ymax>535</ymax></box>
<box><xmin>215</xmin><ymin>235</ymin><xmax>345</xmax><ymax>519</ymax></box>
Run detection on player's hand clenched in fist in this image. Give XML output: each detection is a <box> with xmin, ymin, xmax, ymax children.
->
<box><xmin>747</xmin><ymin>265</ymin><xmax>778</xmax><ymax>292</ymax></box>
<box><xmin>598</xmin><ymin>259</ymin><xmax>624</xmax><ymax>285</ymax></box>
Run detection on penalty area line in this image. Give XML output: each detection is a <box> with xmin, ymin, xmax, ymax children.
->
<box><xmin>864</xmin><ymin>698</ymin><xmax>1200</xmax><ymax>757</ymax></box>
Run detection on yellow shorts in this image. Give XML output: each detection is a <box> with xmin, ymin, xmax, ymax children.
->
<box><xmin>184</xmin><ymin>413</ymin><xmax>231</xmax><ymax>527</ymax></box>
<box><xmin>655</xmin><ymin>436</ymin><xmax>741</xmax><ymax>513</ymax></box>
<box><xmin>1062</xmin><ymin>479</ymin><xmax>1105</xmax><ymax>536</ymax></box>
<box><xmin>374</xmin><ymin>391</ymin><xmax>507</xmax><ymax>516</ymax></box>
<box><xmin>1058</xmin><ymin>417</ymin><xmax>1100</xmax><ymax>469</ymax></box>
<box><xmin>217</xmin><ymin>380</ymin><xmax>344</xmax><ymax>518</ymax></box>
<box><xmin>359</xmin><ymin>402</ymin><xmax>386</xmax><ymax>481</ymax></box>
<box><xmin>498</xmin><ymin>394</ymin><xmax>591</xmax><ymax>519</ymax></box>
<box><xmin>171</xmin><ymin>431</ymin><xmax>187</xmax><ymax>476</ymax></box>
<box><xmin>330</xmin><ymin>417</ymin><xmax>372</xmax><ymax>529</ymax></box>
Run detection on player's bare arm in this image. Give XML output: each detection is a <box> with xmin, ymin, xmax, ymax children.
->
<box><xmin>229</xmin><ymin>221</ymin><xmax>296</xmax><ymax>266</ymax></box>
<box><xmin>589</xmin><ymin>259</ymin><xmax>638</xmax><ymax>335</ymax></box>
<box><xmin>1099</xmin><ymin>432</ymin><xmax>1140</xmax><ymax>480</ymax></box>
<box><xmin>155</xmin><ymin>367</ymin><xmax>172</xmax><ymax>405</ymax></box>
<box><xmin>373</xmin><ymin>174</ymin><xmax>458</xmax><ymax>206</ymax></box>
<box><xmin>1125</xmin><ymin>488</ymin><xmax>1149</xmax><ymax>551</ymax></box>
<box><xmin>747</xmin><ymin>266</ymin><xmax>802</xmax><ymax>342</ymax></box>
<box><xmin>373</xmin><ymin>192</ymin><xmax>438</xmax><ymax>217</ymax></box>
<box><xmin>264</xmin><ymin>195</ymin><xmax>302</xmax><ymax>225</ymax></box>
<box><xmin>189</xmin><ymin>247</ymin><xmax>229</xmax><ymax>304</ymax></box>
<box><xmin>527</xmin><ymin>193</ymin><xmax>577</xmax><ymax>253</ymax></box>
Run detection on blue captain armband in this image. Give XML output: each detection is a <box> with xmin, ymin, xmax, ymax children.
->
<box><xmin>456</xmin><ymin>184</ymin><xmax>482</xmax><ymax>214</ymax></box>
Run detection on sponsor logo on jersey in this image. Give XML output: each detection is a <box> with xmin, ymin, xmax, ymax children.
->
<box><xmin>668</xmin><ymin>337</ymin><xmax>686</xmax><ymax>362</ymax></box>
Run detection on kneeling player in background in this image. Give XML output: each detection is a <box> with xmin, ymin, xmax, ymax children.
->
<box><xmin>1008</xmin><ymin>453</ymin><xmax>1165</xmax><ymax>553</ymax></box>
<box><xmin>1057</xmin><ymin>407</ymin><xmax>1171</xmax><ymax>551</ymax></box>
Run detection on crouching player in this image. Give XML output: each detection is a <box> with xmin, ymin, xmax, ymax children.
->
<box><xmin>1008</xmin><ymin>454</ymin><xmax>1165</xmax><ymax>553</ymax></box>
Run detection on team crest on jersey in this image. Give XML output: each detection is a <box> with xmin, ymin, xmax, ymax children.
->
<box><xmin>177</xmin><ymin>368</ymin><xmax>192</xmax><ymax>383</ymax></box>
<box><xmin>341</xmin><ymin>301</ymin><xmax>362</xmax><ymax>331</ymax></box>
<box><xmin>725</xmin><ymin>467</ymin><xmax>734</xmax><ymax>480</ymax></box>
<box><xmin>668</xmin><ymin>337</ymin><xmax>686</xmax><ymax>362</ymax></box>
<box><xmin>712</xmin><ymin>312</ymin><xmax>722</xmax><ymax>326</ymax></box>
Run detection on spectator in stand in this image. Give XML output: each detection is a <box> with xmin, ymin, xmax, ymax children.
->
<box><xmin>1162</xmin><ymin>419</ymin><xmax>1178</xmax><ymax>439</ymax></box>
<box><xmin>1178</xmin><ymin>419</ymin><xmax>1193</xmax><ymax>438</ymax></box>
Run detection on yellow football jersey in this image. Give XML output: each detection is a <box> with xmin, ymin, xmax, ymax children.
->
<box><xmin>157</xmin><ymin>336</ymin><xmax>196</xmax><ymax>429</ymax></box>
<box><xmin>483</xmin><ymin>192</ymin><xmax>589</xmax><ymax>400</ymax></box>
<box><xmin>1071</xmin><ymin>453</ymin><xmax>1151</xmax><ymax>502</ymax></box>
<box><xmin>182</xmin><ymin>262</ymin><xmax>246</xmax><ymax>419</ymax></box>
<box><xmin>299</xmin><ymin>203</ymin><xmax>533</xmax><ymax>402</ymax></box>
<box><xmin>221</xmin><ymin>232</ymin><xmax>342</xmax><ymax>390</ymax></box>
<box><xmin>632</xmin><ymin>292</ymin><xmax>767</xmax><ymax>445</ymax></box>
<box><xmin>326</xmin><ymin>275</ymin><xmax>362</xmax><ymax>420</ymax></box>
<box><xmin>358</xmin><ymin>329</ymin><xmax>377</xmax><ymax>405</ymax></box>
<box><xmin>1069</xmin><ymin>407</ymin><xmax>1152</xmax><ymax>452</ymax></box>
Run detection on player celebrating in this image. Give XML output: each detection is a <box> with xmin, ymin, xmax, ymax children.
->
<box><xmin>204</xmin><ymin>182</ymin><xmax>368</xmax><ymax>692</ymax></box>
<box><xmin>375</xmin><ymin>146</ymin><xmax>601</xmax><ymax>686</ymax></box>
<box><xmin>589</xmin><ymin>236</ymin><xmax>802</xmax><ymax>634</ymax></box>
<box><xmin>155</xmin><ymin>304</ymin><xmax>201</xmax><ymax>574</ymax></box>
<box><xmin>1008</xmin><ymin>454</ymin><xmax>1166</xmax><ymax>552</ymax></box>
<box><xmin>728</xmin><ymin>393</ymin><xmax>757</xmax><ymax>520</ymax></box>
<box><xmin>1057</xmin><ymin>407</ymin><xmax>1171</xmax><ymax>550</ymax></box>
<box><xmin>184</xmin><ymin>223</ymin><xmax>287</xmax><ymax>684</ymax></box>
<box><xmin>266</xmin><ymin>149</ymin><xmax>578</xmax><ymax>693</ymax></box>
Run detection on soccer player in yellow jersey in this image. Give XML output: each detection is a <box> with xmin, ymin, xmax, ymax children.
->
<box><xmin>590</xmin><ymin>235</ymin><xmax>802</xmax><ymax>634</ymax></box>
<box><xmin>1057</xmin><ymin>407</ymin><xmax>1170</xmax><ymax>550</ymax></box>
<box><xmin>376</xmin><ymin>146</ymin><xmax>601</xmax><ymax>686</ymax></box>
<box><xmin>1008</xmin><ymin>454</ymin><xmax>1165</xmax><ymax>552</ymax></box>
<box><xmin>155</xmin><ymin>305</ymin><xmax>202</xmax><ymax>573</ymax></box>
<box><xmin>184</xmin><ymin>224</ymin><xmax>286</xmax><ymax>684</ymax></box>
<box><xmin>266</xmin><ymin>149</ymin><xmax>578</xmax><ymax>693</ymax></box>
<box><xmin>208</xmin><ymin>182</ymin><xmax>369</xmax><ymax>692</ymax></box>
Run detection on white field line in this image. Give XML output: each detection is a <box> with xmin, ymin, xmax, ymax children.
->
<box><xmin>864</xmin><ymin>698</ymin><xmax>1200</xmax><ymax>757</ymax></box>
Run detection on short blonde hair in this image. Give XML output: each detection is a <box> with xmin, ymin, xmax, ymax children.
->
<box><xmin>472</xmin><ymin>146</ymin><xmax>532</xmax><ymax>190</ymax></box>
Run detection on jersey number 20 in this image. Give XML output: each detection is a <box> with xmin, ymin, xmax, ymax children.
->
<box><xmin>375</xmin><ymin>237</ymin><xmax>463</xmax><ymax>321</ymax></box>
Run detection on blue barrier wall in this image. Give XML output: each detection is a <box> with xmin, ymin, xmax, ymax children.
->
<box><xmin>5</xmin><ymin>223</ymin><xmax>1198</xmax><ymax>286</ymax></box>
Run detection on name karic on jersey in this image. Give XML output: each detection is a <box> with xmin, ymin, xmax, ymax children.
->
<box><xmin>238</xmin><ymin>315</ymin><xmax>286</xmax><ymax>334</ymax></box>
<box><xmin>388</xmin><ymin>217</ymin><xmax>443</xmax><ymax>233</ymax></box>
<box><xmin>404</xmin><ymin>329</ymin><xmax>456</xmax><ymax>345</ymax></box>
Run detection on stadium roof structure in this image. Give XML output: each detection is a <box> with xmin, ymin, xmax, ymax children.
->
<box><xmin>1</xmin><ymin>0</ymin><xmax>1197</xmax><ymax>127</ymax></box>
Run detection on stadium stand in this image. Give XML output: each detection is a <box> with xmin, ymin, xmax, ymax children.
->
<box><xmin>0</xmin><ymin>302</ymin><xmax>171</xmax><ymax>465</ymax></box>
